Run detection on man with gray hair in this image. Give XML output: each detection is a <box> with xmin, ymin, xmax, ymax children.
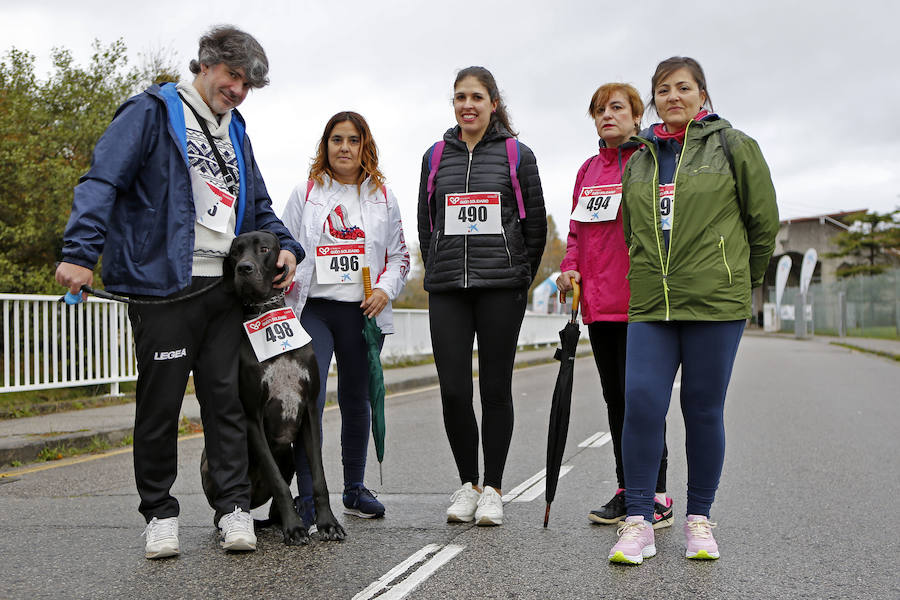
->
<box><xmin>56</xmin><ymin>26</ymin><xmax>303</xmax><ymax>559</ymax></box>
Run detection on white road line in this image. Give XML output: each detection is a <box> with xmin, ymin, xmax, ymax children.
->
<box><xmin>501</xmin><ymin>468</ymin><xmax>548</xmax><ymax>502</ymax></box>
<box><xmin>513</xmin><ymin>465</ymin><xmax>573</xmax><ymax>503</ymax></box>
<box><xmin>352</xmin><ymin>544</ymin><xmax>443</xmax><ymax>600</ymax></box>
<box><xmin>578</xmin><ymin>431</ymin><xmax>605</xmax><ymax>447</ymax></box>
<box><xmin>589</xmin><ymin>432</ymin><xmax>612</xmax><ymax>448</ymax></box>
<box><xmin>375</xmin><ymin>544</ymin><xmax>466</xmax><ymax>600</ymax></box>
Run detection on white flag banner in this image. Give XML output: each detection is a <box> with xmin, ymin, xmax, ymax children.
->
<box><xmin>775</xmin><ymin>255</ymin><xmax>792</xmax><ymax>311</ymax></box>
<box><xmin>799</xmin><ymin>248</ymin><xmax>818</xmax><ymax>295</ymax></box>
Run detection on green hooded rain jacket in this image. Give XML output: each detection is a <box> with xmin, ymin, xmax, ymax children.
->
<box><xmin>622</xmin><ymin>117</ymin><xmax>779</xmax><ymax>322</ymax></box>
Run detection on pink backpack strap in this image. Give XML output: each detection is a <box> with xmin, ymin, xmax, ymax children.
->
<box><xmin>425</xmin><ymin>141</ymin><xmax>445</xmax><ymax>232</ymax></box>
<box><xmin>506</xmin><ymin>137</ymin><xmax>526</xmax><ymax>220</ymax></box>
<box><xmin>382</xmin><ymin>185</ymin><xmax>388</xmax><ymax>202</ymax></box>
<box><xmin>306</xmin><ymin>179</ymin><xmax>314</xmax><ymax>200</ymax></box>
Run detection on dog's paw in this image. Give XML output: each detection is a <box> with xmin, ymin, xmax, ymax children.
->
<box><xmin>282</xmin><ymin>525</ymin><xmax>311</xmax><ymax>546</ymax></box>
<box><xmin>315</xmin><ymin>522</ymin><xmax>346</xmax><ymax>542</ymax></box>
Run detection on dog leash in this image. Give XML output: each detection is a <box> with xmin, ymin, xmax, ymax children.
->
<box><xmin>60</xmin><ymin>280</ymin><xmax>222</xmax><ymax>306</ymax></box>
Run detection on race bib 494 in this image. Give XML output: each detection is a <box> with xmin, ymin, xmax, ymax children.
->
<box><xmin>571</xmin><ymin>184</ymin><xmax>622</xmax><ymax>223</ymax></box>
<box><xmin>243</xmin><ymin>307</ymin><xmax>312</xmax><ymax>362</ymax></box>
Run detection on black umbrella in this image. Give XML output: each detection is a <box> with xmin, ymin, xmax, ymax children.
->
<box><xmin>543</xmin><ymin>279</ymin><xmax>581</xmax><ymax>528</ymax></box>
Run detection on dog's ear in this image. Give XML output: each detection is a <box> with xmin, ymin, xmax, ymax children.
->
<box><xmin>222</xmin><ymin>236</ymin><xmax>239</xmax><ymax>292</ymax></box>
<box><xmin>268</xmin><ymin>231</ymin><xmax>281</xmax><ymax>254</ymax></box>
<box><xmin>264</xmin><ymin>231</ymin><xmax>281</xmax><ymax>266</ymax></box>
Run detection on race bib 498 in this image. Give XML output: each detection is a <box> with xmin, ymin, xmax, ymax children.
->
<box><xmin>243</xmin><ymin>307</ymin><xmax>312</xmax><ymax>362</ymax></box>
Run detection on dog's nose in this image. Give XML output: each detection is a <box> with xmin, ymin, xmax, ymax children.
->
<box><xmin>237</xmin><ymin>261</ymin><xmax>256</xmax><ymax>275</ymax></box>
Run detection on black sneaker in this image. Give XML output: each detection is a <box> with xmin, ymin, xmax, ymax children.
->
<box><xmin>652</xmin><ymin>497</ymin><xmax>674</xmax><ymax>529</ymax></box>
<box><xmin>343</xmin><ymin>486</ymin><xmax>385</xmax><ymax>519</ymax></box>
<box><xmin>589</xmin><ymin>490</ymin><xmax>626</xmax><ymax>524</ymax></box>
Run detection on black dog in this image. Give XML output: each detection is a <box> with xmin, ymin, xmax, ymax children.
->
<box><xmin>201</xmin><ymin>231</ymin><xmax>345</xmax><ymax>545</ymax></box>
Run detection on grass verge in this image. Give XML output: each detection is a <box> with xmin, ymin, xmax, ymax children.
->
<box><xmin>1</xmin><ymin>417</ymin><xmax>202</xmax><ymax>470</ymax></box>
<box><xmin>829</xmin><ymin>342</ymin><xmax>900</xmax><ymax>362</ymax></box>
<box><xmin>34</xmin><ymin>434</ymin><xmax>133</xmax><ymax>462</ymax></box>
<box><xmin>1</xmin><ymin>379</ymin><xmax>195</xmax><ymax>420</ymax></box>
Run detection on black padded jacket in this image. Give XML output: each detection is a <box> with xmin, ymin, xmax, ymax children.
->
<box><xmin>416</xmin><ymin>124</ymin><xmax>547</xmax><ymax>292</ymax></box>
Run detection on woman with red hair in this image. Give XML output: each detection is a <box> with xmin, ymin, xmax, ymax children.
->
<box><xmin>557</xmin><ymin>83</ymin><xmax>672</xmax><ymax>531</ymax></box>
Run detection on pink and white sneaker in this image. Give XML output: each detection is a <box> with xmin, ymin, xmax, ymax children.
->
<box><xmin>608</xmin><ymin>516</ymin><xmax>656</xmax><ymax>565</ymax></box>
<box><xmin>684</xmin><ymin>514</ymin><xmax>719</xmax><ymax>559</ymax></box>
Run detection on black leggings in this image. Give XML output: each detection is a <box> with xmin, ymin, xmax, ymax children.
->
<box><xmin>588</xmin><ymin>321</ymin><xmax>667</xmax><ymax>493</ymax></box>
<box><xmin>429</xmin><ymin>287</ymin><xmax>527</xmax><ymax>490</ymax></box>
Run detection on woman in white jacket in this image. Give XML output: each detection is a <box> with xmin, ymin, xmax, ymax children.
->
<box><xmin>282</xmin><ymin>111</ymin><xmax>409</xmax><ymax>523</ymax></box>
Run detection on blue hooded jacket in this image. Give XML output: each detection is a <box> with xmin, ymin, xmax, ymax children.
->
<box><xmin>61</xmin><ymin>82</ymin><xmax>303</xmax><ymax>296</ymax></box>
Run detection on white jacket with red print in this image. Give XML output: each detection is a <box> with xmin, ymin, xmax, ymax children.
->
<box><xmin>282</xmin><ymin>175</ymin><xmax>410</xmax><ymax>334</ymax></box>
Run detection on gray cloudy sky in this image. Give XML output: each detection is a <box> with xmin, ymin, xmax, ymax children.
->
<box><xmin>3</xmin><ymin>0</ymin><xmax>898</xmax><ymax>251</ymax></box>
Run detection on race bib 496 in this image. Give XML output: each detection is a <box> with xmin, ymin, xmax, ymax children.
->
<box><xmin>315</xmin><ymin>244</ymin><xmax>365</xmax><ymax>284</ymax></box>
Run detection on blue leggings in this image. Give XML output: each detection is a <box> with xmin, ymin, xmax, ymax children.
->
<box><xmin>622</xmin><ymin>320</ymin><xmax>745</xmax><ymax>521</ymax></box>
<box><xmin>293</xmin><ymin>298</ymin><xmax>382</xmax><ymax>500</ymax></box>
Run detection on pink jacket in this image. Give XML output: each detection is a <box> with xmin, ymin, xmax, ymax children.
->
<box><xmin>559</xmin><ymin>144</ymin><xmax>637</xmax><ymax>324</ymax></box>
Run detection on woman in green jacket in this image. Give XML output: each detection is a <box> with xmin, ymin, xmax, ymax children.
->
<box><xmin>608</xmin><ymin>57</ymin><xmax>779</xmax><ymax>565</ymax></box>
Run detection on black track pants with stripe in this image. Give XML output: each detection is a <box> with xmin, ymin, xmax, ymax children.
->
<box><xmin>128</xmin><ymin>277</ymin><xmax>250</xmax><ymax>525</ymax></box>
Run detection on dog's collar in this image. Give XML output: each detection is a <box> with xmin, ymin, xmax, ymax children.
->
<box><xmin>244</xmin><ymin>290</ymin><xmax>286</xmax><ymax>312</ymax></box>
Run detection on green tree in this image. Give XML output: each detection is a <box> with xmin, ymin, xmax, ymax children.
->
<box><xmin>529</xmin><ymin>214</ymin><xmax>567</xmax><ymax>294</ymax></box>
<box><xmin>394</xmin><ymin>244</ymin><xmax>428</xmax><ymax>309</ymax></box>
<box><xmin>825</xmin><ymin>208</ymin><xmax>900</xmax><ymax>277</ymax></box>
<box><xmin>0</xmin><ymin>40</ymin><xmax>178</xmax><ymax>294</ymax></box>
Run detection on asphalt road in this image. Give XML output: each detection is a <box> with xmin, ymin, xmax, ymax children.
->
<box><xmin>1</xmin><ymin>335</ymin><xmax>898</xmax><ymax>599</ymax></box>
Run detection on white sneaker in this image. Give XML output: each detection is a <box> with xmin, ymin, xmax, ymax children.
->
<box><xmin>142</xmin><ymin>516</ymin><xmax>179</xmax><ymax>559</ymax></box>
<box><xmin>446</xmin><ymin>482</ymin><xmax>481</xmax><ymax>522</ymax></box>
<box><xmin>474</xmin><ymin>486</ymin><xmax>503</xmax><ymax>526</ymax></box>
<box><xmin>218</xmin><ymin>507</ymin><xmax>257</xmax><ymax>551</ymax></box>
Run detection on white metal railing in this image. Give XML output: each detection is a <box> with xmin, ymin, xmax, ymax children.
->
<box><xmin>1</xmin><ymin>293</ymin><xmax>136</xmax><ymax>395</ymax></box>
<box><xmin>382</xmin><ymin>309</ymin><xmax>568</xmax><ymax>362</ymax></box>
<box><xmin>1</xmin><ymin>293</ymin><xmax>568</xmax><ymax>394</ymax></box>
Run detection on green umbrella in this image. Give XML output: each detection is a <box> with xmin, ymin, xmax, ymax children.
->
<box><xmin>362</xmin><ymin>267</ymin><xmax>386</xmax><ymax>483</ymax></box>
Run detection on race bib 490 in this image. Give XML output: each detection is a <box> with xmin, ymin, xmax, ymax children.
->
<box><xmin>444</xmin><ymin>192</ymin><xmax>502</xmax><ymax>235</ymax></box>
<box><xmin>243</xmin><ymin>307</ymin><xmax>312</xmax><ymax>362</ymax></box>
